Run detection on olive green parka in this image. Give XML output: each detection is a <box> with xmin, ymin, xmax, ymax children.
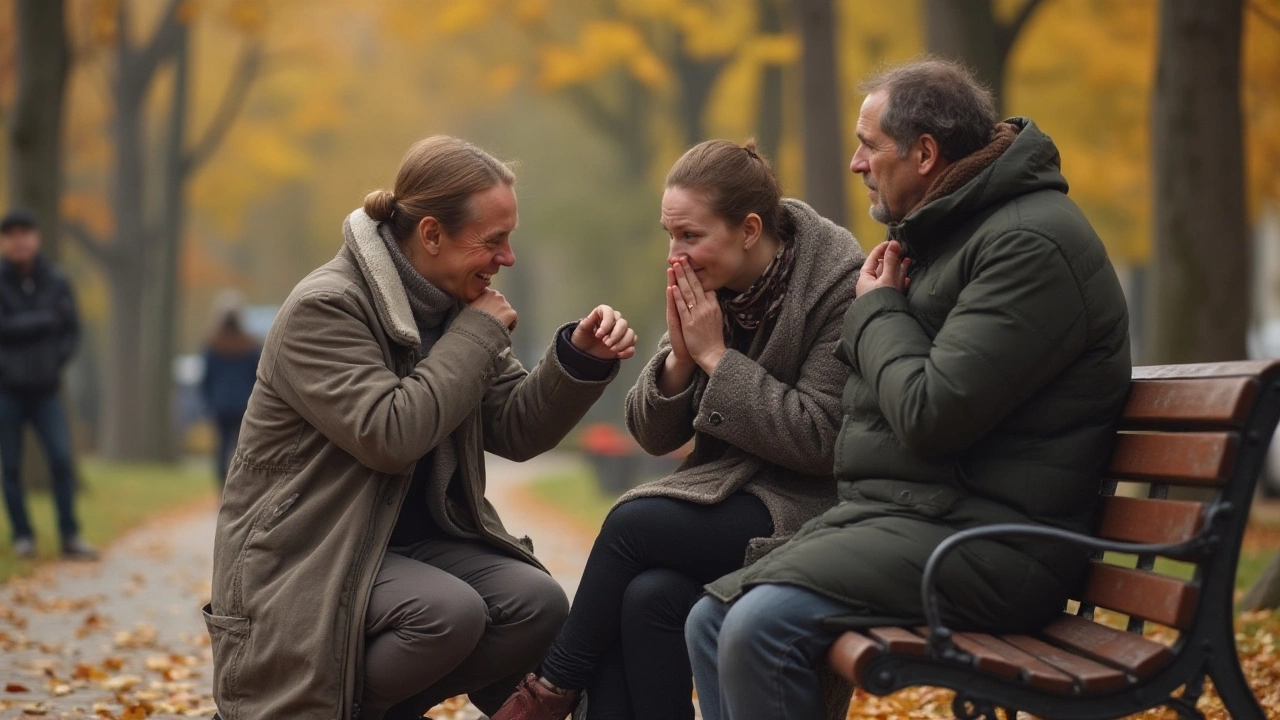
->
<box><xmin>708</xmin><ymin>119</ymin><xmax>1132</xmax><ymax>635</ymax></box>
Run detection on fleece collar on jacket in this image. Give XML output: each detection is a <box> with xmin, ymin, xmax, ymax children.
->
<box><xmin>342</xmin><ymin>208</ymin><xmax>422</xmax><ymax>349</ymax></box>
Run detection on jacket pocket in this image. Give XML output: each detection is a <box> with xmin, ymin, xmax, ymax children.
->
<box><xmin>849</xmin><ymin>479</ymin><xmax>962</xmax><ymax>519</ymax></box>
<box><xmin>203</xmin><ymin>603</ymin><xmax>251</xmax><ymax>719</ymax></box>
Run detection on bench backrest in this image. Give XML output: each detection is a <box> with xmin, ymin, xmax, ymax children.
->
<box><xmin>1070</xmin><ymin>360</ymin><xmax>1280</xmax><ymax>646</ymax></box>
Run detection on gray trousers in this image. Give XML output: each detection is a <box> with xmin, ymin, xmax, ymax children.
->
<box><xmin>361</xmin><ymin>536</ymin><xmax>569</xmax><ymax>720</ymax></box>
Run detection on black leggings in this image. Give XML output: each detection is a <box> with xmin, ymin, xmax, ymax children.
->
<box><xmin>539</xmin><ymin>494</ymin><xmax>773</xmax><ymax>720</ymax></box>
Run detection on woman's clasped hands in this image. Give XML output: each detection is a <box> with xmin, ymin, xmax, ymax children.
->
<box><xmin>664</xmin><ymin>259</ymin><xmax>726</xmax><ymax>382</ymax></box>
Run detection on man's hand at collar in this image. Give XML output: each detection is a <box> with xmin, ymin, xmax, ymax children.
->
<box><xmin>855</xmin><ymin>240</ymin><xmax>911</xmax><ymax>298</ymax></box>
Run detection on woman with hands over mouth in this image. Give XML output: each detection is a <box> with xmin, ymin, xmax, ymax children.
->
<box><xmin>492</xmin><ymin>140</ymin><xmax>865</xmax><ymax>720</ymax></box>
<box><xmin>205</xmin><ymin>136</ymin><xmax>637</xmax><ymax>720</ymax></box>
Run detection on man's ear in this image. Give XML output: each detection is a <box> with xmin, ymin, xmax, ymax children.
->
<box><xmin>916</xmin><ymin>134</ymin><xmax>942</xmax><ymax>177</ymax></box>
<box><xmin>742</xmin><ymin>213</ymin><xmax>763</xmax><ymax>251</ymax></box>
<box><xmin>417</xmin><ymin>216</ymin><xmax>443</xmax><ymax>256</ymax></box>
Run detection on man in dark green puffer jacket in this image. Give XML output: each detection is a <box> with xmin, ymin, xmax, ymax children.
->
<box><xmin>685</xmin><ymin>59</ymin><xmax>1131</xmax><ymax>720</ymax></box>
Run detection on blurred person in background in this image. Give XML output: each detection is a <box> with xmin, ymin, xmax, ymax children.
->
<box><xmin>200</xmin><ymin>289</ymin><xmax>262</xmax><ymax>486</ymax></box>
<box><xmin>492</xmin><ymin>140</ymin><xmax>864</xmax><ymax>720</ymax></box>
<box><xmin>205</xmin><ymin>136</ymin><xmax>638</xmax><ymax>720</ymax></box>
<box><xmin>0</xmin><ymin>210</ymin><xmax>96</xmax><ymax>562</ymax></box>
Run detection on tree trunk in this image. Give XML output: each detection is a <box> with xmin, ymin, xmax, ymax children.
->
<box><xmin>101</xmin><ymin>47</ymin><xmax>158</xmax><ymax>459</ymax></box>
<box><xmin>924</xmin><ymin>0</ymin><xmax>1047</xmax><ymax>116</ymax></box>
<box><xmin>925</xmin><ymin>0</ymin><xmax>1006</xmax><ymax>113</ymax></box>
<box><xmin>1146</xmin><ymin>0</ymin><xmax>1247</xmax><ymax>365</ymax></box>
<box><xmin>148</xmin><ymin>25</ymin><xmax>191</xmax><ymax>462</ymax></box>
<box><xmin>673</xmin><ymin>50</ymin><xmax>724</xmax><ymax>147</ymax></box>
<box><xmin>791</xmin><ymin>0</ymin><xmax>845</xmax><ymax>228</ymax></box>
<box><xmin>1241</xmin><ymin>551</ymin><xmax>1280</xmax><ymax>611</ymax></box>
<box><xmin>756</xmin><ymin>0</ymin><xmax>785</xmax><ymax>163</ymax></box>
<box><xmin>8</xmin><ymin>0</ymin><xmax>69</xmax><ymax>259</ymax></box>
<box><xmin>99</xmin><ymin>0</ymin><xmax>182</xmax><ymax>461</ymax></box>
<box><xmin>8</xmin><ymin>0</ymin><xmax>70</xmax><ymax>489</ymax></box>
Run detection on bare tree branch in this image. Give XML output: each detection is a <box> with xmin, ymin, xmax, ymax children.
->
<box><xmin>183</xmin><ymin>41</ymin><xmax>263</xmax><ymax>175</ymax></box>
<box><xmin>1250</xmin><ymin>0</ymin><xmax>1280</xmax><ymax>32</ymax></box>
<box><xmin>63</xmin><ymin>220</ymin><xmax>113</xmax><ymax>266</ymax></box>
<box><xmin>128</xmin><ymin>0</ymin><xmax>185</xmax><ymax>87</ymax></box>
<box><xmin>565</xmin><ymin>84</ymin><xmax>631</xmax><ymax>148</ymax></box>
<box><xmin>1000</xmin><ymin>0</ymin><xmax>1049</xmax><ymax>56</ymax></box>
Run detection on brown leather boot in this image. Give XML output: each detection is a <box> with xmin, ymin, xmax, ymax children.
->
<box><xmin>490</xmin><ymin>674</ymin><xmax>580</xmax><ymax>720</ymax></box>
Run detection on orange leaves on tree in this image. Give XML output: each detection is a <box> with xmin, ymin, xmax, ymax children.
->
<box><xmin>225</xmin><ymin>0</ymin><xmax>269</xmax><ymax>35</ymax></box>
<box><xmin>537</xmin><ymin>21</ymin><xmax>669</xmax><ymax>91</ymax></box>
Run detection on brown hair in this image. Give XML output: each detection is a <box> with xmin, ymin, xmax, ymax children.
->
<box><xmin>364</xmin><ymin>135</ymin><xmax>516</xmax><ymax>242</ymax></box>
<box><xmin>859</xmin><ymin>57</ymin><xmax>997</xmax><ymax>162</ymax></box>
<box><xmin>665</xmin><ymin>139</ymin><xmax>784</xmax><ymax>240</ymax></box>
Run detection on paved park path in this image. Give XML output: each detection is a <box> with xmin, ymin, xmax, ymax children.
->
<box><xmin>0</xmin><ymin>453</ymin><xmax>596</xmax><ymax>720</ymax></box>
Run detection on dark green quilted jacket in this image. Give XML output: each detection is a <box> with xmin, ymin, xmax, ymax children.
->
<box><xmin>707</xmin><ymin>118</ymin><xmax>1131</xmax><ymax>634</ymax></box>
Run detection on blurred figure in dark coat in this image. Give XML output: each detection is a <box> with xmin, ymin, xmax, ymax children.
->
<box><xmin>0</xmin><ymin>209</ymin><xmax>95</xmax><ymax>561</ymax></box>
<box><xmin>200</xmin><ymin>290</ymin><xmax>261</xmax><ymax>485</ymax></box>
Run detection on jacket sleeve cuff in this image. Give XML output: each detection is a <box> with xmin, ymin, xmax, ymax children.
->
<box><xmin>840</xmin><ymin>287</ymin><xmax>911</xmax><ymax>374</ymax></box>
<box><xmin>544</xmin><ymin>322</ymin><xmax>619</xmax><ymax>386</ymax></box>
<box><xmin>448</xmin><ymin>307</ymin><xmax>513</xmax><ymax>367</ymax></box>
<box><xmin>690</xmin><ymin>349</ymin><xmax>754</xmax><ymax>437</ymax></box>
<box><xmin>555</xmin><ymin>324</ymin><xmax>617</xmax><ymax>382</ymax></box>
<box><xmin>638</xmin><ymin>347</ymin><xmax>697</xmax><ymax>407</ymax></box>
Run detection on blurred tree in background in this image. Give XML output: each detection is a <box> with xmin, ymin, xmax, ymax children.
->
<box><xmin>6</xmin><ymin>0</ymin><xmax>67</xmax><ymax>260</ymax></box>
<box><xmin>0</xmin><ymin>0</ymin><xmax>1277</xmax><ymax>459</ymax></box>
<box><xmin>1148</xmin><ymin>0</ymin><xmax>1246</xmax><ymax>365</ymax></box>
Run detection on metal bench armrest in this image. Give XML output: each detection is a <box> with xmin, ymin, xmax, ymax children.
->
<box><xmin>919</xmin><ymin>511</ymin><xmax>1229</xmax><ymax>660</ymax></box>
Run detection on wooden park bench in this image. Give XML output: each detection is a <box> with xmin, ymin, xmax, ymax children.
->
<box><xmin>827</xmin><ymin>360</ymin><xmax>1280</xmax><ymax>719</ymax></box>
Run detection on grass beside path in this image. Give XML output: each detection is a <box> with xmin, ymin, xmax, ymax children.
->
<box><xmin>0</xmin><ymin>458</ymin><xmax>216</xmax><ymax>583</ymax></box>
<box><xmin>528</xmin><ymin>467</ymin><xmax>617</xmax><ymax>532</ymax></box>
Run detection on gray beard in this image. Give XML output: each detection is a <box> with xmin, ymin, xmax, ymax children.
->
<box><xmin>870</xmin><ymin>201</ymin><xmax>895</xmax><ymax>225</ymax></box>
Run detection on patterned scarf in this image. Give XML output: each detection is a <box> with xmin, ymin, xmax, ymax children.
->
<box><xmin>719</xmin><ymin>234</ymin><xmax>796</xmax><ymax>345</ymax></box>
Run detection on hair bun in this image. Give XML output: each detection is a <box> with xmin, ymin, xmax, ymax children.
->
<box><xmin>363</xmin><ymin>189</ymin><xmax>397</xmax><ymax>222</ymax></box>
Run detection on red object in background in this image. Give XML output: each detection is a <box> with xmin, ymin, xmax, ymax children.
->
<box><xmin>579</xmin><ymin>423</ymin><xmax>635</xmax><ymax>457</ymax></box>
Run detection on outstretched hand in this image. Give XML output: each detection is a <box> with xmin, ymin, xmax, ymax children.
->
<box><xmin>571</xmin><ymin>305</ymin><xmax>637</xmax><ymax>360</ymax></box>
<box><xmin>855</xmin><ymin>240</ymin><xmax>911</xmax><ymax>298</ymax></box>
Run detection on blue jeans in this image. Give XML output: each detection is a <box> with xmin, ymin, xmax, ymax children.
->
<box><xmin>685</xmin><ymin>584</ymin><xmax>851</xmax><ymax>720</ymax></box>
<box><xmin>0</xmin><ymin>391</ymin><xmax>79</xmax><ymax>541</ymax></box>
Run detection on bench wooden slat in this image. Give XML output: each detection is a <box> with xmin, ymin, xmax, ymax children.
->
<box><xmin>1079</xmin><ymin>563</ymin><xmax>1200</xmax><ymax>629</ymax></box>
<box><xmin>1039</xmin><ymin>614</ymin><xmax>1174</xmax><ymax>678</ymax></box>
<box><xmin>1122</xmin><ymin>377</ymin><xmax>1257</xmax><ymax>427</ymax></box>
<box><xmin>867</xmin><ymin>626</ymin><xmax>928</xmax><ymax>655</ymax></box>
<box><xmin>1096</xmin><ymin>495</ymin><xmax>1205</xmax><ymax>544</ymax></box>
<box><xmin>828</xmin><ymin>631</ymin><xmax>882</xmax><ymax>685</ymax></box>
<box><xmin>1130</xmin><ymin>360</ymin><xmax>1280</xmax><ymax>381</ymax></box>
<box><xmin>947</xmin><ymin>631</ymin><xmax>1027</xmax><ymax>680</ymax></box>
<box><xmin>1002</xmin><ymin>634</ymin><xmax>1130</xmax><ymax>694</ymax></box>
<box><xmin>960</xmin><ymin>632</ymin><xmax>1077</xmax><ymax>694</ymax></box>
<box><xmin>1107</xmin><ymin>431</ymin><xmax>1237</xmax><ymax>485</ymax></box>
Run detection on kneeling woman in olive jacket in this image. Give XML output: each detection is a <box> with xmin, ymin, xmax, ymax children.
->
<box><xmin>205</xmin><ymin>136</ymin><xmax>637</xmax><ymax>720</ymax></box>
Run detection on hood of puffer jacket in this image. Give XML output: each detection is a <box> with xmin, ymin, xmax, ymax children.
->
<box><xmin>892</xmin><ymin>117</ymin><xmax>1068</xmax><ymax>248</ymax></box>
